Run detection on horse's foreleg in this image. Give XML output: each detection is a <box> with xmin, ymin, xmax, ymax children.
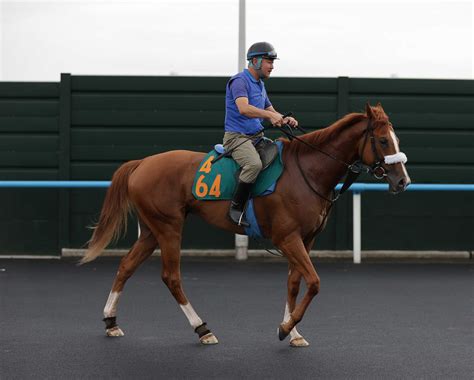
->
<box><xmin>103</xmin><ymin>224</ymin><xmax>157</xmax><ymax>337</ymax></box>
<box><xmin>277</xmin><ymin>236</ymin><xmax>320</xmax><ymax>342</ymax></box>
<box><xmin>282</xmin><ymin>237</ymin><xmax>315</xmax><ymax>346</ymax></box>
<box><xmin>155</xmin><ymin>223</ymin><xmax>218</xmax><ymax>345</ymax></box>
<box><xmin>282</xmin><ymin>266</ymin><xmax>309</xmax><ymax>347</ymax></box>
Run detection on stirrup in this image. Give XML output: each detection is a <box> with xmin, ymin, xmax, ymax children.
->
<box><xmin>229</xmin><ymin>207</ymin><xmax>249</xmax><ymax>227</ymax></box>
<box><xmin>238</xmin><ymin>212</ymin><xmax>249</xmax><ymax>227</ymax></box>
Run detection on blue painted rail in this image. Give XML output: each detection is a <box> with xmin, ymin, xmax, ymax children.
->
<box><xmin>0</xmin><ymin>181</ymin><xmax>472</xmax><ymax>262</ymax></box>
<box><xmin>0</xmin><ymin>181</ymin><xmax>473</xmax><ymax>191</ymax></box>
<box><xmin>337</xmin><ymin>183</ymin><xmax>474</xmax><ymax>192</ymax></box>
<box><xmin>0</xmin><ymin>181</ymin><xmax>111</xmax><ymax>188</ymax></box>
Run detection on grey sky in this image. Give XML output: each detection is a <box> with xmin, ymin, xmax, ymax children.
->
<box><xmin>0</xmin><ymin>0</ymin><xmax>472</xmax><ymax>80</ymax></box>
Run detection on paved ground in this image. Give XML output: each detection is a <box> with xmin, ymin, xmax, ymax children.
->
<box><xmin>0</xmin><ymin>258</ymin><xmax>473</xmax><ymax>379</ymax></box>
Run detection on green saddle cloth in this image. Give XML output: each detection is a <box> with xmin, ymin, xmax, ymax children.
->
<box><xmin>192</xmin><ymin>142</ymin><xmax>284</xmax><ymax>200</ymax></box>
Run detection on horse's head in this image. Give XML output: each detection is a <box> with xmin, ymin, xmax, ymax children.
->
<box><xmin>360</xmin><ymin>103</ymin><xmax>411</xmax><ymax>194</ymax></box>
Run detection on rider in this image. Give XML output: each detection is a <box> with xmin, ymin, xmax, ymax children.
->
<box><xmin>224</xmin><ymin>41</ymin><xmax>298</xmax><ymax>227</ymax></box>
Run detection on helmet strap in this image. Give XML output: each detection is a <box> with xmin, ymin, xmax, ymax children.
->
<box><xmin>248</xmin><ymin>57</ymin><xmax>266</xmax><ymax>79</ymax></box>
<box><xmin>249</xmin><ymin>57</ymin><xmax>263</xmax><ymax>70</ymax></box>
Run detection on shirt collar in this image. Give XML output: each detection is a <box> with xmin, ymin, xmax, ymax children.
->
<box><xmin>244</xmin><ymin>69</ymin><xmax>261</xmax><ymax>84</ymax></box>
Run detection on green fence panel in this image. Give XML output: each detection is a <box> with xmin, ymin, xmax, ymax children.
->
<box><xmin>0</xmin><ymin>75</ymin><xmax>472</xmax><ymax>254</ymax></box>
<box><xmin>0</xmin><ymin>82</ymin><xmax>60</xmax><ymax>254</ymax></box>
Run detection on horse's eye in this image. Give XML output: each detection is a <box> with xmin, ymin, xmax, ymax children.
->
<box><xmin>379</xmin><ymin>138</ymin><xmax>389</xmax><ymax>147</ymax></box>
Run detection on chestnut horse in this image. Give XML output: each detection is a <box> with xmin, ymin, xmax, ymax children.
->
<box><xmin>81</xmin><ymin>103</ymin><xmax>410</xmax><ymax>347</ymax></box>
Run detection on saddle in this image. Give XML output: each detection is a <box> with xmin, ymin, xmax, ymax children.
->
<box><xmin>192</xmin><ymin>140</ymin><xmax>284</xmax><ymax>201</ymax></box>
<box><xmin>214</xmin><ymin>137</ymin><xmax>280</xmax><ymax>170</ymax></box>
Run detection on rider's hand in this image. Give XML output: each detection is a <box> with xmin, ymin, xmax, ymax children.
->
<box><xmin>283</xmin><ymin>116</ymin><xmax>299</xmax><ymax>128</ymax></box>
<box><xmin>269</xmin><ymin>112</ymin><xmax>284</xmax><ymax>127</ymax></box>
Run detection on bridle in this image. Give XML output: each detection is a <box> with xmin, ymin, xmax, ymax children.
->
<box><xmin>359</xmin><ymin>118</ymin><xmax>389</xmax><ymax>180</ymax></box>
<box><xmin>281</xmin><ymin>117</ymin><xmax>403</xmax><ymax>203</ymax></box>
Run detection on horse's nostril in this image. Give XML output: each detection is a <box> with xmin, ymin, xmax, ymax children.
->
<box><xmin>398</xmin><ymin>177</ymin><xmax>409</xmax><ymax>190</ymax></box>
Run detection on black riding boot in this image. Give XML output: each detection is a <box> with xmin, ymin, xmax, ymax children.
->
<box><xmin>229</xmin><ymin>181</ymin><xmax>252</xmax><ymax>227</ymax></box>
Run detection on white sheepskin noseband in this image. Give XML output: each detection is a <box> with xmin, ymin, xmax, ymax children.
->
<box><xmin>384</xmin><ymin>152</ymin><xmax>408</xmax><ymax>165</ymax></box>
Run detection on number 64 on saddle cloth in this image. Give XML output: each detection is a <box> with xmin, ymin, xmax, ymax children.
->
<box><xmin>192</xmin><ymin>141</ymin><xmax>284</xmax><ymax>201</ymax></box>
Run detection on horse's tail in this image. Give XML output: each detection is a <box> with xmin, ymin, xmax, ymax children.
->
<box><xmin>80</xmin><ymin>160</ymin><xmax>142</xmax><ymax>265</ymax></box>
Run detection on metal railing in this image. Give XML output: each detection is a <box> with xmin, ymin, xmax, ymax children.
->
<box><xmin>1</xmin><ymin>181</ymin><xmax>473</xmax><ymax>262</ymax></box>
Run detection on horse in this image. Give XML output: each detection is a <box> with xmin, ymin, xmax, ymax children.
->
<box><xmin>81</xmin><ymin>103</ymin><xmax>411</xmax><ymax>347</ymax></box>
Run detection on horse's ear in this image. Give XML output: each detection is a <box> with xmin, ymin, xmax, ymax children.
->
<box><xmin>376</xmin><ymin>102</ymin><xmax>385</xmax><ymax>113</ymax></box>
<box><xmin>365</xmin><ymin>102</ymin><xmax>374</xmax><ymax>118</ymax></box>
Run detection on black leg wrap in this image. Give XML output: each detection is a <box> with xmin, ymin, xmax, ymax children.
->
<box><xmin>194</xmin><ymin>322</ymin><xmax>211</xmax><ymax>338</ymax></box>
<box><xmin>103</xmin><ymin>316</ymin><xmax>117</xmax><ymax>330</ymax></box>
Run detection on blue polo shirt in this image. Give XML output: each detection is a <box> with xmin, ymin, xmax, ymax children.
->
<box><xmin>224</xmin><ymin>69</ymin><xmax>272</xmax><ymax>135</ymax></box>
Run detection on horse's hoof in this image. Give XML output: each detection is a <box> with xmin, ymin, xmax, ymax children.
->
<box><xmin>277</xmin><ymin>325</ymin><xmax>290</xmax><ymax>341</ymax></box>
<box><xmin>200</xmin><ymin>332</ymin><xmax>218</xmax><ymax>345</ymax></box>
<box><xmin>290</xmin><ymin>337</ymin><xmax>309</xmax><ymax>347</ymax></box>
<box><xmin>106</xmin><ymin>326</ymin><xmax>125</xmax><ymax>337</ymax></box>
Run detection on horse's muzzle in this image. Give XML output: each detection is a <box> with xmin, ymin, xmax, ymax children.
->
<box><xmin>390</xmin><ymin>175</ymin><xmax>411</xmax><ymax>194</ymax></box>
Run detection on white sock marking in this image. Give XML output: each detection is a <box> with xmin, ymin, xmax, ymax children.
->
<box><xmin>180</xmin><ymin>303</ymin><xmax>203</xmax><ymax>329</ymax></box>
<box><xmin>284</xmin><ymin>302</ymin><xmax>302</xmax><ymax>340</ymax></box>
<box><xmin>103</xmin><ymin>291</ymin><xmax>121</xmax><ymax>318</ymax></box>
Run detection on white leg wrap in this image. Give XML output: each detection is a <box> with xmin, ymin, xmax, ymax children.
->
<box><xmin>103</xmin><ymin>291</ymin><xmax>121</xmax><ymax>318</ymax></box>
<box><xmin>180</xmin><ymin>303</ymin><xmax>203</xmax><ymax>329</ymax></box>
<box><xmin>284</xmin><ymin>303</ymin><xmax>303</xmax><ymax>340</ymax></box>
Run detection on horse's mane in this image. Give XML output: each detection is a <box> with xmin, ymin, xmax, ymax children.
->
<box><xmin>307</xmin><ymin>105</ymin><xmax>388</xmax><ymax>144</ymax></box>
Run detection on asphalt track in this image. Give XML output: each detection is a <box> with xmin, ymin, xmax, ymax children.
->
<box><xmin>1</xmin><ymin>257</ymin><xmax>473</xmax><ymax>379</ymax></box>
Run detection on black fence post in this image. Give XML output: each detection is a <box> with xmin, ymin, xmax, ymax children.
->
<box><xmin>58</xmin><ymin>73</ymin><xmax>71</xmax><ymax>252</ymax></box>
<box><xmin>337</xmin><ymin>76</ymin><xmax>349</xmax><ymax>118</ymax></box>
<box><xmin>335</xmin><ymin>76</ymin><xmax>351</xmax><ymax>250</ymax></box>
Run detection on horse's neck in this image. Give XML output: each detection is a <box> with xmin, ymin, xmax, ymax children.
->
<box><xmin>298</xmin><ymin>119</ymin><xmax>367</xmax><ymax>194</ymax></box>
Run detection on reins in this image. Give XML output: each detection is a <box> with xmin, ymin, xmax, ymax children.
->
<box><xmin>212</xmin><ymin>114</ymin><xmax>387</xmax><ymax>257</ymax></box>
<box><xmin>211</xmin><ymin>112</ymin><xmax>294</xmax><ymax>165</ymax></box>
<box><xmin>248</xmin><ymin>114</ymin><xmax>397</xmax><ymax>258</ymax></box>
<box><xmin>257</xmin><ymin>118</ymin><xmax>376</xmax><ymax>257</ymax></box>
<box><xmin>278</xmin><ymin>119</ymin><xmax>380</xmax><ymax>203</ymax></box>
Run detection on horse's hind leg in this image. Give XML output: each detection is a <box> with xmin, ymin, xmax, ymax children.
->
<box><xmin>103</xmin><ymin>222</ymin><xmax>157</xmax><ymax>337</ymax></box>
<box><xmin>148</xmin><ymin>220</ymin><xmax>218</xmax><ymax>345</ymax></box>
